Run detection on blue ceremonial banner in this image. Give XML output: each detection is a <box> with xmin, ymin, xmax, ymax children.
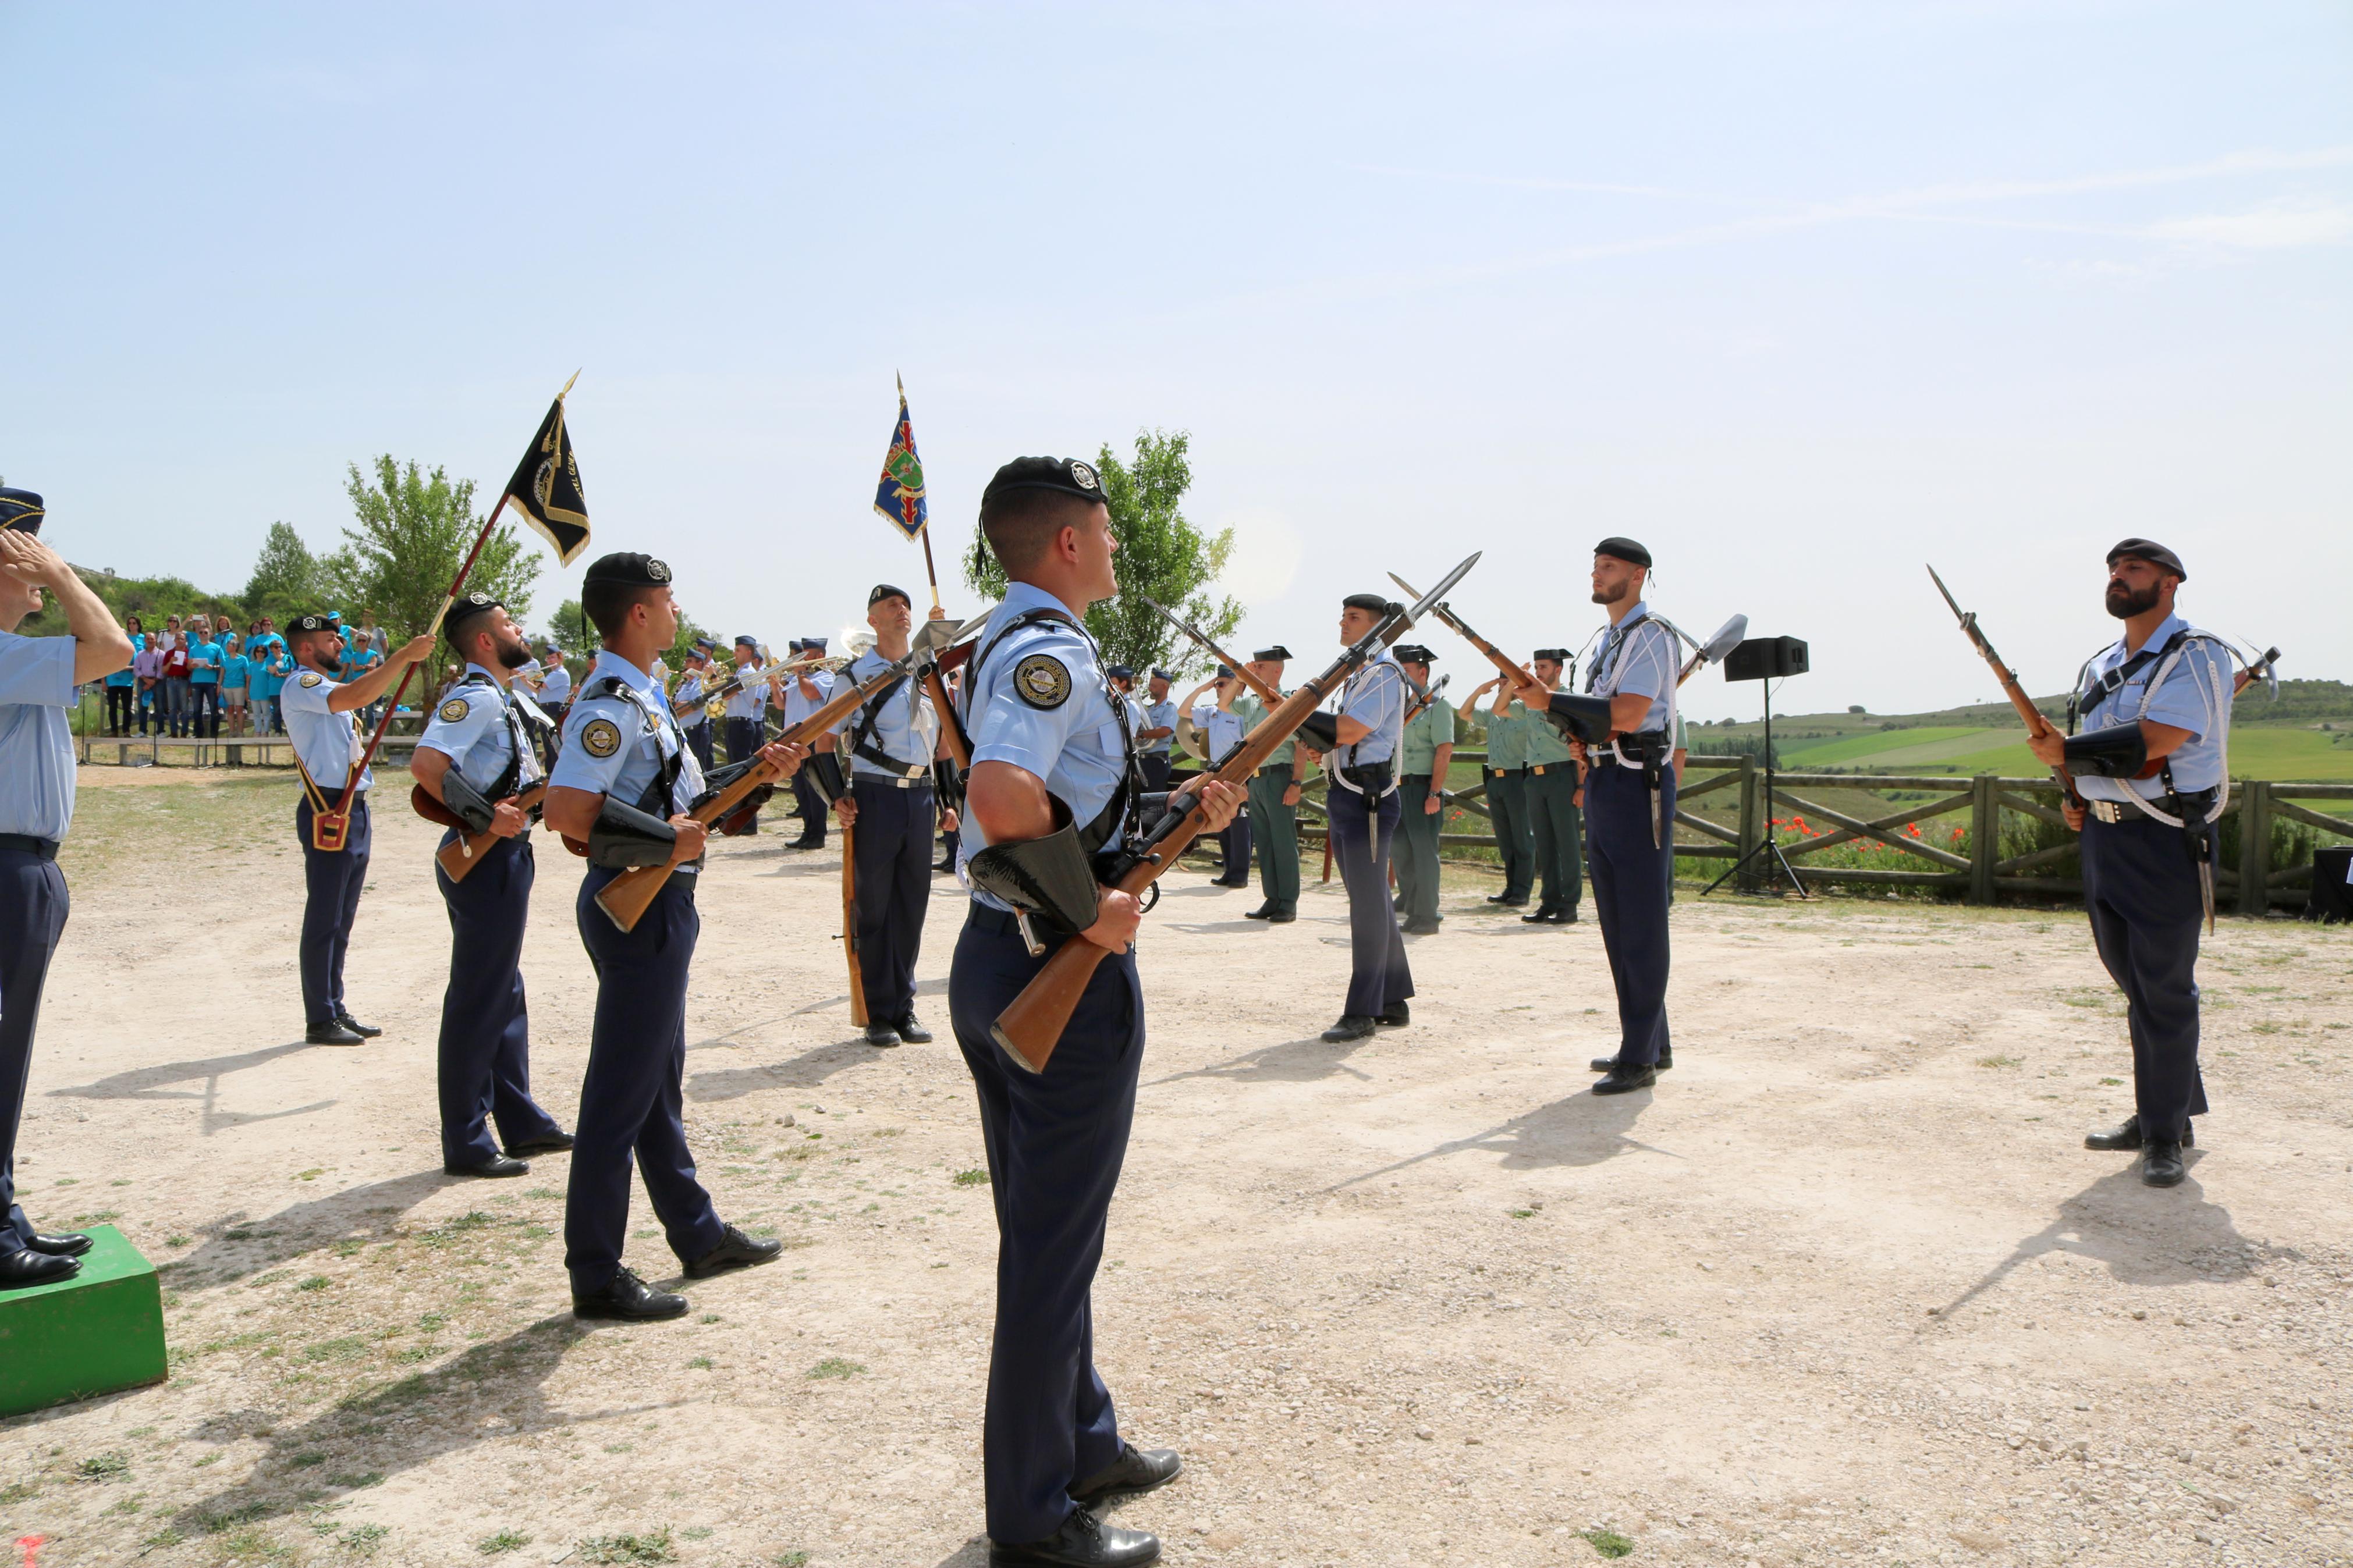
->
<box><xmin>873</xmin><ymin>377</ymin><xmax>928</xmax><ymax>541</ymax></box>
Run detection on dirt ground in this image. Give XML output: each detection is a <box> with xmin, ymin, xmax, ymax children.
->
<box><xmin>2</xmin><ymin>767</ymin><xmax>2348</xmax><ymax>1567</ymax></box>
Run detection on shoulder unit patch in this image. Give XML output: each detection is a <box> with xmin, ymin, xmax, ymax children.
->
<box><xmin>298</xmin><ymin>671</ymin><xmax>323</xmax><ymax>689</ymax></box>
<box><xmin>438</xmin><ymin>697</ymin><xmax>471</xmax><ymax>724</ymax></box>
<box><xmin>1014</xmin><ymin>653</ymin><xmax>1072</xmax><ymax>710</ymax></box>
<box><xmin>580</xmin><ymin>717</ymin><xmax>623</xmax><ymax>758</ymax></box>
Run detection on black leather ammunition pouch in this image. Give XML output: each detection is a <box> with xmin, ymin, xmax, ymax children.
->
<box><xmin>587</xmin><ymin>797</ymin><xmax>678</xmax><ymax>869</ymax></box>
<box><xmin>2065</xmin><ymin>723</ymin><xmax>2148</xmax><ymax>778</ymax></box>
<box><xmin>803</xmin><ymin>750</ymin><xmax>848</xmax><ymax>806</ymax></box>
<box><xmin>933</xmin><ymin>759</ymin><xmax>963</xmax><ymax>809</ymax></box>
<box><xmin>1294</xmin><ymin>711</ymin><xmax>1340</xmax><ymax>752</ymax></box>
<box><xmin>967</xmin><ymin>811</ymin><xmax>1101</xmax><ymax>936</ymax></box>
<box><xmin>439</xmin><ymin>770</ymin><xmax>499</xmax><ymax>835</ymax></box>
<box><xmin>1545</xmin><ymin>691</ymin><xmax>1616</xmax><ymax>744</ymax></box>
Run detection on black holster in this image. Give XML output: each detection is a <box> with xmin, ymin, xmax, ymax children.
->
<box><xmin>803</xmin><ymin>750</ymin><xmax>848</xmax><ymax>806</ymax></box>
<box><xmin>1546</xmin><ymin>691</ymin><xmax>1616</xmax><ymax>744</ymax></box>
<box><xmin>1295</xmin><ymin>711</ymin><xmax>1340</xmax><ymax>752</ymax></box>
<box><xmin>439</xmin><ymin>770</ymin><xmax>499</xmax><ymax>835</ymax></box>
<box><xmin>967</xmin><ymin>811</ymin><xmax>1101</xmax><ymax>936</ymax></box>
<box><xmin>587</xmin><ymin>797</ymin><xmax>677</xmax><ymax>869</ymax></box>
<box><xmin>2064</xmin><ymin>723</ymin><xmax>2148</xmax><ymax>778</ymax></box>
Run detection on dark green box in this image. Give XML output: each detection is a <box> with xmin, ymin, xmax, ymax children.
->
<box><xmin>0</xmin><ymin>1226</ymin><xmax>168</xmax><ymax>1416</ymax></box>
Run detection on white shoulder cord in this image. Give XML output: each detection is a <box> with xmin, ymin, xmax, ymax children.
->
<box><xmin>2121</xmin><ymin>634</ymin><xmax>2231</xmax><ymax>829</ymax></box>
<box><xmin>1605</xmin><ymin>617</ymin><xmax>1679</xmax><ymax>769</ymax></box>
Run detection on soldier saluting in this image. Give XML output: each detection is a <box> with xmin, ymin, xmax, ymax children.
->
<box><xmin>278</xmin><ymin>611</ymin><xmax>435</xmax><ymax>1045</ymax></box>
<box><xmin>0</xmin><ymin>489</ymin><xmax>134</xmax><ymax>1288</ymax></box>
<box><xmin>2025</xmin><ymin>539</ymin><xmax>2233</xmax><ymax>1188</ymax></box>
<box><xmin>950</xmin><ymin>456</ymin><xmax>1244</xmax><ymax>1567</ymax></box>
<box><xmin>409</xmin><ymin>591</ymin><xmax>572</xmax><ymax>1178</ymax></box>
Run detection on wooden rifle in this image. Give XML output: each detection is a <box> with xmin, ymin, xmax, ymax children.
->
<box><xmin>989</xmin><ymin>553</ymin><xmax>1479</xmax><ymax>1072</ymax></box>
<box><xmin>591</xmin><ymin>610</ymin><xmax>991</xmax><ymax>933</ymax></box>
<box><xmin>1926</xmin><ymin>565</ymin><xmax>2081</xmax><ymax>806</ymax></box>
<box><xmin>434</xmin><ymin>782</ymin><xmax>548</xmax><ymax>883</ymax></box>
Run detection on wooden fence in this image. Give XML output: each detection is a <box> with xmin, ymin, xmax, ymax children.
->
<box><xmin>1278</xmin><ymin>752</ymin><xmax>2353</xmax><ymax>915</ymax></box>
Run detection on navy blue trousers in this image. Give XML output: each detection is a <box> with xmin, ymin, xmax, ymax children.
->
<box><xmin>1329</xmin><ymin>782</ymin><xmax>1412</xmax><ymax>1018</ymax></box>
<box><xmin>2080</xmin><ymin>815</ymin><xmax>2211</xmax><ymax>1140</ymax></box>
<box><xmin>851</xmin><ymin>780</ymin><xmax>936</xmax><ymax>1023</ymax></box>
<box><xmin>950</xmin><ymin>908</ymin><xmax>1142</xmax><ymax>1544</ymax></box>
<box><xmin>297</xmin><ymin>795</ymin><xmax>371</xmax><ymax>1026</ymax></box>
<box><xmin>723</xmin><ymin>718</ymin><xmax>765</xmax><ymax>829</ymax></box>
<box><xmin>0</xmin><ymin>848</ymin><xmax>68</xmax><ymax>1254</ymax></box>
<box><xmin>566</xmin><ymin>867</ymin><xmax>724</xmax><ymax>1294</ymax></box>
<box><xmin>1587</xmin><ymin>763</ymin><xmax>1675</xmax><ymax>1065</ymax></box>
<box><xmin>1138</xmin><ymin>753</ymin><xmax>1172</xmax><ymax>792</ymax></box>
<box><xmin>684</xmin><ymin>719</ymin><xmax>714</xmax><ymax>774</ymax></box>
<box><xmin>1215</xmin><ymin>810</ymin><xmax>1253</xmax><ymax>883</ymax></box>
<box><xmin>434</xmin><ymin>834</ymin><xmax>563</xmax><ymax>1168</ymax></box>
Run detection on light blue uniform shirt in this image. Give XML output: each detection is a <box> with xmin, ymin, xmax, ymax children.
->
<box><xmin>2072</xmin><ymin>612</ymin><xmax>2234</xmax><ymax>806</ymax></box>
<box><xmin>0</xmin><ymin>630</ymin><xmax>80</xmax><ymax>840</ymax></box>
<box><xmin>1333</xmin><ymin>651</ymin><xmax>1406</xmax><ymax>768</ymax></box>
<box><xmin>830</xmin><ymin>649</ymin><xmax>935</xmax><ymax>781</ymax></box>
<box><xmin>538</xmin><ymin>660</ymin><xmax>571</xmax><ymax>706</ymax></box>
<box><xmin>722</xmin><ymin>660</ymin><xmax>770</xmax><ymax>721</ymax></box>
<box><xmin>956</xmin><ymin>581</ymin><xmax>1130</xmax><ymax>910</ymax></box>
<box><xmin>1587</xmin><ymin>601</ymin><xmax>1679</xmax><ymax>740</ymax></box>
<box><xmin>782</xmin><ymin>666</ymin><xmax>836</xmax><ymax>728</ymax></box>
<box><xmin>552</xmin><ymin>650</ymin><xmax>708</xmax><ymax>870</ymax></box>
<box><xmin>279</xmin><ymin>662</ymin><xmax>370</xmax><ymax>792</ymax></box>
<box><xmin>187</xmin><ymin>639</ymin><xmax>222</xmax><ymax>685</ymax></box>
<box><xmin>673</xmin><ymin>665</ymin><xmax>709</xmax><ymax>727</ymax></box>
<box><xmin>1140</xmin><ymin>697</ymin><xmax>1176</xmax><ymax>755</ymax></box>
<box><xmin>1191</xmin><ymin>700</ymin><xmax>1245</xmax><ymax>760</ymax></box>
<box><xmin>417</xmin><ymin>663</ymin><xmax>544</xmax><ymax>794</ymax></box>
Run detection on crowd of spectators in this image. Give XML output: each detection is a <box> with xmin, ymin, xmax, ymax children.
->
<box><xmin>99</xmin><ymin>608</ymin><xmax>393</xmax><ymax>741</ymax></box>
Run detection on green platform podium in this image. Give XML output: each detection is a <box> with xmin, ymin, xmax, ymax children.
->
<box><xmin>0</xmin><ymin>1226</ymin><xmax>168</xmax><ymax>1416</ymax></box>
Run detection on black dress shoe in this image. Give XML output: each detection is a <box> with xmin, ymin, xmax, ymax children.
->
<box><xmin>1244</xmin><ymin>902</ymin><xmax>1276</xmax><ymax>920</ymax></box>
<box><xmin>1070</xmin><ymin>1442</ymin><xmax>1183</xmax><ymax>1503</ymax></box>
<box><xmin>573</xmin><ymin>1267</ymin><xmax>688</xmax><ymax>1322</ymax></box>
<box><xmin>445</xmin><ymin>1154</ymin><xmax>528</xmax><ymax>1179</ymax></box>
<box><xmin>0</xmin><ymin>1249</ymin><xmax>81</xmax><ymax>1289</ymax></box>
<box><xmin>1590</xmin><ymin>1045</ymin><xmax>1672</xmax><ymax>1073</ymax></box>
<box><xmin>893</xmin><ymin>1015</ymin><xmax>935</xmax><ymax>1044</ymax></box>
<box><xmin>1322</xmin><ymin>1015</ymin><xmax>1378</xmax><ymax>1043</ymax></box>
<box><xmin>26</xmin><ymin>1232</ymin><xmax>92</xmax><ymax>1257</ymax></box>
<box><xmin>2142</xmin><ymin>1138</ymin><xmax>2187</xmax><ymax>1187</ymax></box>
<box><xmin>1486</xmin><ymin>893</ymin><xmax>1526</xmax><ymax>906</ymax></box>
<box><xmin>789</xmin><ymin>837</ymin><xmax>825</xmax><ymax>850</ymax></box>
<box><xmin>504</xmin><ymin>1132</ymin><xmax>575</xmax><ymax>1158</ymax></box>
<box><xmin>2085</xmin><ymin>1114</ymin><xmax>2195</xmax><ymax>1152</ymax></box>
<box><xmin>1551</xmin><ymin>908</ymin><xmax>1580</xmax><ymax>924</ymax></box>
<box><xmin>989</xmin><ymin>1506</ymin><xmax>1160</xmax><ymax>1567</ymax></box>
<box><xmin>864</xmin><ymin>1021</ymin><xmax>902</xmax><ymax>1048</ymax></box>
<box><xmin>1377</xmin><ymin>1001</ymin><xmax>1411</xmax><ymax>1027</ymax></box>
<box><xmin>684</xmin><ymin>1223</ymin><xmax>784</xmax><ymax>1279</ymax></box>
<box><xmin>305</xmin><ymin>1021</ymin><xmax>365</xmax><ymax>1046</ymax></box>
<box><xmin>1400</xmin><ymin>919</ymin><xmax>1440</xmax><ymax>936</ymax></box>
<box><xmin>1266</xmin><ymin>907</ymin><xmax>1296</xmax><ymax>923</ymax></box>
<box><xmin>335</xmin><ymin>1012</ymin><xmax>384</xmax><ymax>1038</ymax></box>
<box><xmin>1521</xmin><ymin>906</ymin><xmax>1560</xmax><ymax>924</ymax></box>
<box><xmin>1593</xmin><ymin>1062</ymin><xmax>1657</xmax><ymax>1094</ymax></box>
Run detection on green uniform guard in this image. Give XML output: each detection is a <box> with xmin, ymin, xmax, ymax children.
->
<box><xmin>1394</xmin><ymin>645</ymin><xmax>1455</xmax><ymax>934</ymax></box>
<box><xmin>1234</xmin><ymin>645</ymin><xmax>1305</xmax><ymax>922</ymax></box>
<box><xmin>1510</xmin><ymin>647</ymin><xmax>1584</xmax><ymax>923</ymax></box>
<box><xmin>1478</xmin><ymin>678</ymin><xmax>1537</xmax><ymax>905</ymax></box>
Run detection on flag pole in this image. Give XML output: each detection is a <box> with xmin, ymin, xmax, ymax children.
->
<box><xmin>327</xmin><ymin>369</ymin><xmax>580</xmax><ymax>827</ymax></box>
<box><xmin>919</xmin><ymin>525</ymin><xmax>942</xmax><ymax>613</ymax></box>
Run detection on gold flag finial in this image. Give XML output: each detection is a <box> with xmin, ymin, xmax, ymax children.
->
<box><xmin>559</xmin><ymin>368</ymin><xmax>582</xmax><ymax>400</ymax></box>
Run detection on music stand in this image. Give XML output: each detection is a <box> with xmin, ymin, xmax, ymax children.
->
<box><xmin>1702</xmin><ymin>635</ymin><xmax>1811</xmax><ymax>900</ymax></box>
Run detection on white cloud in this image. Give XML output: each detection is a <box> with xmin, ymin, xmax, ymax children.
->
<box><xmin>2147</xmin><ymin>200</ymin><xmax>2353</xmax><ymax>250</ymax></box>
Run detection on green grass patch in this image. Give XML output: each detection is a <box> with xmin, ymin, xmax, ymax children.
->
<box><xmin>952</xmin><ymin>1168</ymin><xmax>989</xmax><ymax>1186</ymax></box>
<box><xmin>478</xmin><ymin>1531</ymin><xmax>532</xmax><ymax>1555</ymax></box>
<box><xmin>1975</xmin><ymin>1055</ymin><xmax>2021</xmax><ymax>1069</ymax></box>
<box><xmin>1581</xmin><ymin>1526</ymin><xmax>1635</xmax><ymax>1558</ymax></box>
<box><xmin>77</xmin><ymin>1450</ymin><xmax>130</xmax><ymax>1480</ymax></box>
<box><xmin>806</xmin><ymin>1357</ymin><xmax>865</xmax><ymax>1379</ymax></box>
<box><xmin>579</xmin><ymin>1526</ymin><xmax>675</xmax><ymax>1564</ymax></box>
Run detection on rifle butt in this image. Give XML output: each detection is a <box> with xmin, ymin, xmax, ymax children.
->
<box><xmin>989</xmin><ymin>938</ymin><xmax>1112</xmax><ymax>1074</ymax></box>
<box><xmin>434</xmin><ymin>834</ymin><xmax>478</xmax><ymax>883</ymax></box>
<box><xmin>842</xmin><ymin>820</ymin><xmax>867</xmax><ymax>1027</ymax></box>
<box><xmin>592</xmin><ymin>865</ymin><xmax>667</xmax><ymax>933</ymax></box>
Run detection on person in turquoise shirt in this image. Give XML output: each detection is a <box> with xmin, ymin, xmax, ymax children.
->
<box><xmin>102</xmin><ymin>621</ymin><xmax>141</xmax><ymax>735</ymax></box>
<box><xmin>248</xmin><ymin>626</ymin><xmax>286</xmax><ymax>734</ymax></box>
<box><xmin>1510</xmin><ymin>648</ymin><xmax>1584</xmax><ymax>924</ymax></box>
<box><xmin>186</xmin><ymin>629</ymin><xmax>223</xmax><ymax>738</ymax></box>
<box><xmin>1471</xmin><ymin>675</ymin><xmax>1536</xmax><ymax>905</ymax></box>
<box><xmin>220</xmin><ymin>634</ymin><xmax>252</xmax><ymax>741</ymax></box>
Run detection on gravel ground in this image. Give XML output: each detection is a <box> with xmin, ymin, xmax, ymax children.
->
<box><xmin>1</xmin><ymin>769</ymin><xmax>2347</xmax><ymax>1566</ymax></box>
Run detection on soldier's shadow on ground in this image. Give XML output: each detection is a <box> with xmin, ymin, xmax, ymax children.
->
<box><xmin>1934</xmin><ymin>1155</ymin><xmax>2288</xmax><ymax>1320</ymax></box>
<box><xmin>169</xmin><ymin>1169</ymin><xmax>452</xmax><ymax>1288</ymax></box>
<box><xmin>1322</xmin><ymin>1088</ymin><xmax>1667</xmax><ymax>1193</ymax></box>
<box><xmin>1147</xmin><ymin>1026</ymin><xmax>1388</xmax><ymax>1087</ymax></box>
<box><xmin>165</xmin><ymin>1313</ymin><xmax>644</xmax><ymax>1540</ymax></box>
<box><xmin>46</xmin><ymin>1039</ymin><xmax>336</xmax><ymax>1136</ymax></box>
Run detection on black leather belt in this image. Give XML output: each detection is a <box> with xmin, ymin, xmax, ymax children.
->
<box><xmin>854</xmin><ymin>771</ymin><xmax>935</xmax><ymax>791</ymax></box>
<box><xmin>0</xmin><ymin>834</ymin><xmax>60</xmax><ymax>860</ymax></box>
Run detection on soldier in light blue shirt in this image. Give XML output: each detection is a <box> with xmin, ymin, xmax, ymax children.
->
<box><xmin>278</xmin><ymin>611</ymin><xmax>434</xmax><ymax>1044</ymax></box>
<box><xmin>670</xmin><ymin>637</ymin><xmax>718</xmax><ymax>772</ymax></box>
<box><xmin>540</xmin><ymin>553</ymin><xmax>804</xmax><ymax>1322</ymax></box>
<box><xmin>781</xmin><ymin>639</ymin><xmax>838</xmax><ymax>848</ymax></box>
<box><xmin>947</xmin><ymin>457</ymin><xmax>1240</xmax><ymax>1563</ymax></box>
<box><xmin>410</xmin><ymin>591</ymin><xmax>569</xmax><ymax>1179</ymax></box>
<box><xmin>2027</xmin><ymin>539</ymin><xmax>2239</xmax><ymax>1187</ymax></box>
<box><xmin>1318</xmin><ymin>592</ymin><xmax>1412</xmax><ymax>1043</ymax></box>
<box><xmin>1180</xmin><ymin>668</ymin><xmax>1253</xmax><ymax>886</ymax></box>
<box><xmin>0</xmin><ymin>489</ymin><xmax>135</xmax><ymax>1289</ymax></box>
<box><xmin>1136</xmin><ymin>668</ymin><xmax>1177</xmax><ymax>790</ymax></box>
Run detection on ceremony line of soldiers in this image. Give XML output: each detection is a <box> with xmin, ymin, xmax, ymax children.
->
<box><xmin>0</xmin><ymin>473</ymin><xmax>2233</xmax><ymax>1566</ymax></box>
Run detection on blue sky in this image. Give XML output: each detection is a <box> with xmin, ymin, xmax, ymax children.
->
<box><xmin>5</xmin><ymin>2</ymin><xmax>2347</xmax><ymax>716</ymax></box>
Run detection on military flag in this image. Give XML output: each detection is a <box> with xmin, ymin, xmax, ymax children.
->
<box><xmin>503</xmin><ymin>386</ymin><xmax>592</xmax><ymax>566</ymax></box>
<box><xmin>874</xmin><ymin>375</ymin><xmax>929</xmax><ymax>541</ymax></box>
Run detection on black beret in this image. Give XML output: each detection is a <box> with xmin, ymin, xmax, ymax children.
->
<box><xmin>2107</xmin><ymin>537</ymin><xmax>2187</xmax><ymax>581</ymax></box>
<box><xmin>287</xmin><ymin>613</ymin><xmax>336</xmax><ymax>636</ymax></box>
<box><xmin>446</xmin><ymin>591</ymin><xmax>503</xmax><ymax>629</ymax></box>
<box><xmin>1532</xmin><ymin>647</ymin><xmax>1573</xmax><ymax>663</ymax></box>
<box><xmin>1394</xmin><ymin>645</ymin><xmax>1436</xmax><ymax>664</ymax></box>
<box><xmin>1252</xmin><ymin>645</ymin><xmax>1292</xmax><ymax>662</ymax></box>
<box><xmin>1342</xmin><ymin>592</ymin><xmax>1397</xmax><ymax>615</ymax></box>
<box><xmin>1148</xmin><ymin>668</ymin><xmax>1174</xmax><ymax>681</ymax></box>
<box><xmin>583</xmin><ymin>552</ymin><xmax>673</xmax><ymax>587</ymax></box>
<box><xmin>869</xmin><ymin>583</ymin><xmax>911</xmax><ymax>608</ymax></box>
<box><xmin>982</xmin><ymin>456</ymin><xmax>1109</xmax><ymax>507</ymax></box>
<box><xmin>1594</xmin><ymin>536</ymin><xmax>1652</xmax><ymax>568</ymax></box>
<box><xmin>1105</xmin><ymin>664</ymin><xmax>1134</xmax><ymax>681</ymax></box>
<box><xmin>0</xmin><ymin>487</ymin><xmax>45</xmax><ymax>536</ymax></box>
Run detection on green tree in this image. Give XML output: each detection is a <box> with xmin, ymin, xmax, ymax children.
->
<box><xmin>241</xmin><ymin>520</ymin><xmax>324</xmax><ymax>616</ymax></box>
<box><xmin>963</xmin><ymin>429</ymin><xmax>1238</xmax><ymax>675</ymax></box>
<box><xmin>333</xmin><ymin>457</ymin><xmax>540</xmax><ymax>639</ymax></box>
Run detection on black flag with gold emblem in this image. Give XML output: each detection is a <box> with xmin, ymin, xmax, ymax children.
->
<box><xmin>502</xmin><ymin>393</ymin><xmax>591</xmax><ymax>565</ymax></box>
